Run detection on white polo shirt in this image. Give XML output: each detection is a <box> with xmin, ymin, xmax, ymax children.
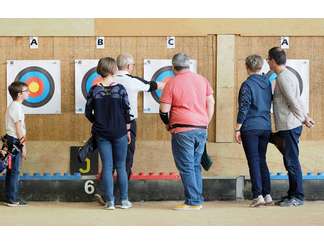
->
<box><xmin>114</xmin><ymin>70</ymin><xmax>151</xmax><ymax>120</ymax></box>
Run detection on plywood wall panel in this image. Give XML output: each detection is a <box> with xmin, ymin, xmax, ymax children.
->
<box><xmin>0</xmin><ymin>36</ymin><xmax>216</xmax><ymax>141</ymax></box>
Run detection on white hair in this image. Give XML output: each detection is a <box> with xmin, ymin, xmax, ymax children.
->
<box><xmin>117</xmin><ymin>53</ymin><xmax>134</xmax><ymax>70</ymax></box>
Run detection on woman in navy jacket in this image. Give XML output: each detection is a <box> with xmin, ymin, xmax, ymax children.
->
<box><xmin>85</xmin><ymin>57</ymin><xmax>132</xmax><ymax>210</ymax></box>
<box><xmin>235</xmin><ymin>55</ymin><xmax>273</xmax><ymax>207</ymax></box>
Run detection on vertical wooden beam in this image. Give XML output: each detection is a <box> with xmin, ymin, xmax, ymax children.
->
<box><xmin>216</xmin><ymin>35</ymin><xmax>235</xmax><ymax>142</ymax></box>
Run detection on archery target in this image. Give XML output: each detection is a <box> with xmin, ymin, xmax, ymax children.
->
<box><xmin>7</xmin><ymin>60</ymin><xmax>61</xmax><ymax>114</ymax></box>
<box><xmin>150</xmin><ymin>66</ymin><xmax>175</xmax><ymax>103</ymax></box>
<box><xmin>81</xmin><ymin>67</ymin><xmax>103</xmax><ymax>99</ymax></box>
<box><xmin>260</xmin><ymin>59</ymin><xmax>309</xmax><ymax>113</ymax></box>
<box><xmin>15</xmin><ymin>66</ymin><xmax>55</xmax><ymax>108</ymax></box>
<box><xmin>143</xmin><ymin>59</ymin><xmax>197</xmax><ymax>113</ymax></box>
<box><xmin>75</xmin><ymin>59</ymin><xmax>102</xmax><ymax>113</ymax></box>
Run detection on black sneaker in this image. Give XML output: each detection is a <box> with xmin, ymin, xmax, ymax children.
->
<box><xmin>275</xmin><ymin>196</ymin><xmax>290</xmax><ymax>206</ymax></box>
<box><xmin>3</xmin><ymin>200</ymin><xmax>28</xmax><ymax>207</ymax></box>
<box><xmin>279</xmin><ymin>197</ymin><xmax>304</xmax><ymax>207</ymax></box>
<box><xmin>18</xmin><ymin>200</ymin><xmax>28</xmax><ymax>206</ymax></box>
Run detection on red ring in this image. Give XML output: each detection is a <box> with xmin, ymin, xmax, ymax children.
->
<box><xmin>25</xmin><ymin>77</ymin><xmax>44</xmax><ymax>98</ymax></box>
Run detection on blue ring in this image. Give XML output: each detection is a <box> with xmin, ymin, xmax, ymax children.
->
<box><xmin>20</xmin><ymin>71</ymin><xmax>51</xmax><ymax>103</ymax></box>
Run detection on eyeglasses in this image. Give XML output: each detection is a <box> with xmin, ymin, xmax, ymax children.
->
<box><xmin>21</xmin><ymin>89</ymin><xmax>29</xmax><ymax>93</ymax></box>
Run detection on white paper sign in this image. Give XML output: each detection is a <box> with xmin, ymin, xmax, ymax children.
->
<box><xmin>29</xmin><ymin>36</ymin><xmax>39</xmax><ymax>49</ymax></box>
<box><xmin>7</xmin><ymin>60</ymin><xmax>61</xmax><ymax>114</ymax></box>
<box><xmin>143</xmin><ymin>59</ymin><xmax>197</xmax><ymax>113</ymax></box>
<box><xmin>96</xmin><ymin>36</ymin><xmax>105</xmax><ymax>49</ymax></box>
<box><xmin>280</xmin><ymin>37</ymin><xmax>289</xmax><ymax>49</ymax></box>
<box><xmin>167</xmin><ymin>36</ymin><xmax>175</xmax><ymax>49</ymax></box>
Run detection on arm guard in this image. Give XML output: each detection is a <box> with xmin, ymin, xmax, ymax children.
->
<box><xmin>159</xmin><ymin>110</ymin><xmax>169</xmax><ymax>125</ymax></box>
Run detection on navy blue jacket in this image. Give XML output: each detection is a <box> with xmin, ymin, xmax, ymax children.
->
<box><xmin>237</xmin><ymin>74</ymin><xmax>272</xmax><ymax>131</ymax></box>
<box><xmin>85</xmin><ymin>83</ymin><xmax>131</xmax><ymax>140</ymax></box>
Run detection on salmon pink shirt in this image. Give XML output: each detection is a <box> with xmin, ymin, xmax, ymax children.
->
<box><xmin>160</xmin><ymin>70</ymin><xmax>213</xmax><ymax>134</ymax></box>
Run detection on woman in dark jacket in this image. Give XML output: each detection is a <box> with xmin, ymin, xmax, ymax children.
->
<box><xmin>235</xmin><ymin>54</ymin><xmax>273</xmax><ymax>207</ymax></box>
<box><xmin>85</xmin><ymin>57</ymin><xmax>132</xmax><ymax>210</ymax></box>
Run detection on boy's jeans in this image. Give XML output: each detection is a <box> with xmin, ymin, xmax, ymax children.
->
<box><xmin>5</xmin><ymin>135</ymin><xmax>22</xmax><ymax>203</ymax></box>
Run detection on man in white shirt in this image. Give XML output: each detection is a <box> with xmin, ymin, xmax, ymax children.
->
<box><xmin>114</xmin><ymin>53</ymin><xmax>164</xmax><ymax>179</ymax></box>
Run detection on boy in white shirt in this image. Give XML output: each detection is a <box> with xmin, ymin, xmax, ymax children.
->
<box><xmin>3</xmin><ymin>81</ymin><xmax>29</xmax><ymax>207</ymax></box>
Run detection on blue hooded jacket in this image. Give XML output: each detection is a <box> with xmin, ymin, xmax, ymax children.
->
<box><xmin>237</xmin><ymin>74</ymin><xmax>272</xmax><ymax>131</ymax></box>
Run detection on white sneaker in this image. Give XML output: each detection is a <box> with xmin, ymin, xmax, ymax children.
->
<box><xmin>104</xmin><ymin>201</ymin><xmax>115</xmax><ymax>210</ymax></box>
<box><xmin>264</xmin><ymin>194</ymin><xmax>273</xmax><ymax>205</ymax></box>
<box><xmin>120</xmin><ymin>200</ymin><xmax>132</xmax><ymax>209</ymax></box>
<box><xmin>249</xmin><ymin>195</ymin><xmax>265</xmax><ymax>207</ymax></box>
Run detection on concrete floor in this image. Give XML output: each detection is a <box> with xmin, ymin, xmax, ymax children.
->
<box><xmin>1</xmin><ymin>200</ymin><xmax>324</xmax><ymax>225</ymax></box>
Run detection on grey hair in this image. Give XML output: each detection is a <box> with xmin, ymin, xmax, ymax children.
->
<box><xmin>245</xmin><ymin>54</ymin><xmax>263</xmax><ymax>72</ymax></box>
<box><xmin>172</xmin><ymin>53</ymin><xmax>190</xmax><ymax>71</ymax></box>
<box><xmin>116</xmin><ymin>53</ymin><xmax>135</xmax><ymax>70</ymax></box>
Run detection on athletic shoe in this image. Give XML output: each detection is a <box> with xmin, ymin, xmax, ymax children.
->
<box><xmin>4</xmin><ymin>200</ymin><xmax>28</xmax><ymax>207</ymax></box>
<box><xmin>104</xmin><ymin>201</ymin><xmax>115</xmax><ymax>210</ymax></box>
<box><xmin>249</xmin><ymin>195</ymin><xmax>265</xmax><ymax>207</ymax></box>
<box><xmin>173</xmin><ymin>204</ymin><xmax>202</xmax><ymax>211</ymax></box>
<box><xmin>264</xmin><ymin>194</ymin><xmax>273</xmax><ymax>205</ymax></box>
<box><xmin>279</xmin><ymin>197</ymin><xmax>304</xmax><ymax>207</ymax></box>
<box><xmin>120</xmin><ymin>200</ymin><xmax>132</xmax><ymax>209</ymax></box>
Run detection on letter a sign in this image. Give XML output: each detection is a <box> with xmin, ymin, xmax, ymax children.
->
<box><xmin>280</xmin><ymin>37</ymin><xmax>289</xmax><ymax>49</ymax></box>
<box><xmin>29</xmin><ymin>37</ymin><xmax>39</xmax><ymax>49</ymax></box>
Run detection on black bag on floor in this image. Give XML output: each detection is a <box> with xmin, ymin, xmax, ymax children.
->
<box><xmin>200</xmin><ymin>144</ymin><xmax>213</xmax><ymax>171</ymax></box>
<box><xmin>77</xmin><ymin>136</ymin><xmax>97</xmax><ymax>163</ymax></box>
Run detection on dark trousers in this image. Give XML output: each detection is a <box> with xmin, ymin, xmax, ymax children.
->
<box><xmin>241</xmin><ymin>130</ymin><xmax>271</xmax><ymax>198</ymax></box>
<box><xmin>270</xmin><ymin>126</ymin><xmax>304</xmax><ymax>200</ymax></box>
<box><xmin>126</xmin><ymin>120</ymin><xmax>136</xmax><ymax>179</ymax></box>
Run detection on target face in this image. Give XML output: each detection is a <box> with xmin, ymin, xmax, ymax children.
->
<box><xmin>143</xmin><ymin>59</ymin><xmax>197</xmax><ymax>113</ymax></box>
<box><xmin>15</xmin><ymin>66</ymin><xmax>55</xmax><ymax>108</ymax></box>
<box><xmin>150</xmin><ymin>66</ymin><xmax>175</xmax><ymax>103</ymax></box>
<box><xmin>7</xmin><ymin>60</ymin><xmax>61</xmax><ymax>114</ymax></box>
<box><xmin>81</xmin><ymin>67</ymin><xmax>103</xmax><ymax>98</ymax></box>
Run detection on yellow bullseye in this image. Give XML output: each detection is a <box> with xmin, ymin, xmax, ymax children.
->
<box><xmin>29</xmin><ymin>81</ymin><xmax>40</xmax><ymax>93</ymax></box>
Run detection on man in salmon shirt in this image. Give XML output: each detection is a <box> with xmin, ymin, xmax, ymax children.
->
<box><xmin>159</xmin><ymin>53</ymin><xmax>215</xmax><ymax>210</ymax></box>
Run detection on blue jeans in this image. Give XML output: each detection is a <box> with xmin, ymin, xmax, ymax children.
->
<box><xmin>277</xmin><ymin>126</ymin><xmax>304</xmax><ymax>200</ymax></box>
<box><xmin>241</xmin><ymin>130</ymin><xmax>271</xmax><ymax>198</ymax></box>
<box><xmin>96</xmin><ymin>135</ymin><xmax>128</xmax><ymax>204</ymax></box>
<box><xmin>5</xmin><ymin>136</ymin><xmax>22</xmax><ymax>203</ymax></box>
<box><xmin>171</xmin><ymin>129</ymin><xmax>207</xmax><ymax>206</ymax></box>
